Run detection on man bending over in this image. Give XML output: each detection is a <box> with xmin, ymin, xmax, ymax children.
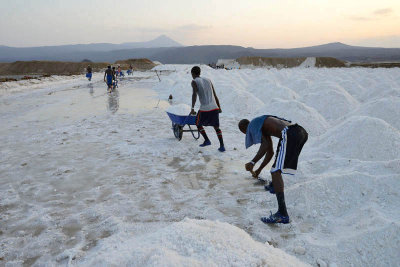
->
<box><xmin>238</xmin><ymin>115</ymin><xmax>308</xmax><ymax>224</ymax></box>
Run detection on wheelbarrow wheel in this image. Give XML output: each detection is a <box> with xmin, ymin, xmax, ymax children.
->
<box><xmin>172</xmin><ymin>123</ymin><xmax>183</xmax><ymax>140</ymax></box>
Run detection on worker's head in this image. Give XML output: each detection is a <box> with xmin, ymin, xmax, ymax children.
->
<box><xmin>191</xmin><ymin>66</ymin><xmax>201</xmax><ymax>79</ymax></box>
<box><xmin>112</xmin><ymin>67</ymin><xmax>115</xmax><ymax>70</ymax></box>
<box><xmin>107</xmin><ymin>65</ymin><xmax>111</xmax><ymax>69</ymax></box>
<box><xmin>238</xmin><ymin>119</ymin><xmax>250</xmax><ymax>134</ymax></box>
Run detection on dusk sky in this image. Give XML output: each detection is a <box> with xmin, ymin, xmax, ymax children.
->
<box><xmin>1</xmin><ymin>0</ymin><xmax>399</xmax><ymax>48</ymax></box>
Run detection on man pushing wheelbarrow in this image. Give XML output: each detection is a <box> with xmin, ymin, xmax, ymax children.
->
<box><xmin>190</xmin><ymin>66</ymin><xmax>225</xmax><ymax>152</ymax></box>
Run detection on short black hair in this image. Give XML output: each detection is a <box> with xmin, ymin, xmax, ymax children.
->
<box><xmin>107</xmin><ymin>65</ymin><xmax>111</xmax><ymax>69</ymax></box>
<box><xmin>191</xmin><ymin>66</ymin><xmax>201</xmax><ymax>76</ymax></box>
<box><xmin>238</xmin><ymin>119</ymin><xmax>250</xmax><ymax>133</ymax></box>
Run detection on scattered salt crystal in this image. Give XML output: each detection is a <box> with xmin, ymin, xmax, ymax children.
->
<box><xmin>294</xmin><ymin>246</ymin><xmax>306</xmax><ymax>255</ymax></box>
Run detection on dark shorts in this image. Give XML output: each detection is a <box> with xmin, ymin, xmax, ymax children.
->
<box><xmin>271</xmin><ymin>124</ymin><xmax>308</xmax><ymax>175</ymax></box>
<box><xmin>196</xmin><ymin>109</ymin><xmax>220</xmax><ymax>127</ymax></box>
<box><xmin>106</xmin><ymin>75</ymin><xmax>113</xmax><ymax>85</ymax></box>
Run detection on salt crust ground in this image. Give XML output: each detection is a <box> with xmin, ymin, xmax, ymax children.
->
<box><xmin>1</xmin><ymin>66</ymin><xmax>399</xmax><ymax>266</ymax></box>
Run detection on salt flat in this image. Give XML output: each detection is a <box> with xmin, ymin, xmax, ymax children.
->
<box><xmin>0</xmin><ymin>66</ymin><xmax>399</xmax><ymax>266</ymax></box>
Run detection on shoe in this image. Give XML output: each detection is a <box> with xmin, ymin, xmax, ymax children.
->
<box><xmin>261</xmin><ymin>211</ymin><xmax>289</xmax><ymax>224</ymax></box>
<box><xmin>264</xmin><ymin>181</ymin><xmax>275</xmax><ymax>194</ymax></box>
<box><xmin>218</xmin><ymin>146</ymin><xmax>225</xmax><ymax>152</ymax></box>
<box><xmin>199</xmin><ymin>140</ymin><xmax>211</xmax><ymax>147</ymax></box>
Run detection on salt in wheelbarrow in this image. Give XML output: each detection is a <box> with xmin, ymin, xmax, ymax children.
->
<box><xmin>166</xmin><ymin>112</ymin><xmax>200</xmax><ymax>141</ymax></box>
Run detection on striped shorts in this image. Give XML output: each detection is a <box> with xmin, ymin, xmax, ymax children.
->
<box><xmin>271</xmin><ymin>124</ymin><xmax>308</xmax><ymax>175</ymax></box>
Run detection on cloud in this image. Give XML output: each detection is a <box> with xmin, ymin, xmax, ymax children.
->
<box><xmin>348</xmin><ymin>16</ymin><xmax>373</xmax><ymax>21</ymax></box>
<box><xmin>373</xmin><ymin>8</ymin><xmax>393</xmax><ymax>16</ymax></box>
<box><xmin>348</xmin><ymin>7</ymin><xmax>394</xmax><ymax>22</ymax></box>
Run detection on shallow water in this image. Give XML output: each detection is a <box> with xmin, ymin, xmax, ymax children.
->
<box><xmin>0</xmin><ymin>78</ymin><xmax>168</xmax><ymax>129</ymax></box>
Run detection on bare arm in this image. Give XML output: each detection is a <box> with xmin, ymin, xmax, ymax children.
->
<box><xmin>211</xmin><ymin>83</ymin><xmax>221</xmax><ymax>111</ymax></box>
<box><xmin>245</xmin><ymin>136</ymin><xmax>268</xmax><ymax>173</ymax></box>
<box><xmin>253</xmin><ymin>136</ymin><xmax>274</xmax><ymax>177</ymax></box>
<box><xmin>104</xmin><ymin>71</ymin><xmax>106</xmax><ymax>81</ymax></box>
<box><xmin>252</xmin><ymin>136</ymin><xmax>270</xmax><ymax>163</ymax></box>
<box><xmin>191</xmin><ymin>80</ymin><xmax>198</xmax><ymax>113</ymax></box>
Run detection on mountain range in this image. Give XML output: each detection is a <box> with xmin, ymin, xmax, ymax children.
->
<box><xmin>1</xmin><ymin>36</ymin><xmax>400</xmax><ymax>63</ymax></box>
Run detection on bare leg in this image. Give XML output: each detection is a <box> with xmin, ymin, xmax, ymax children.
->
<box><xmin>271</xmin><ymin>170</ymin><xmax>288</xmax><ymax>217</ymax></box>
<box><xmin>271</xmin><ymin>171</ymin><xmax>284</xmax><ymax>193</ymax></box>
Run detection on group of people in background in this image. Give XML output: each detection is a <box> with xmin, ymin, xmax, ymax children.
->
<box><xmin>85</xmin><ymin>64</ymin><xmax>135</xmax><ymax>92</ymax></box>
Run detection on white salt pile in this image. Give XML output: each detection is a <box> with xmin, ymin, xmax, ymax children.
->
<box><xmin>315</xmin><ymin>116</ymin><xmax>400</xmax><ymax>161</ymax></box>
<box><xmin>301</xmin><ymin>84</ymin><xmax>359</xmax><ymax>121</ymax></box>
<box><xmin>76</xmin><ymin>219</ymin><xmax>310</xmax><ymax>267</ymax></box>
<box><xmin>350</xmin><ymin>97</ymin><xmax>400</xmax><ymax>129</ymax></box>
<box><xmin>256</xmin><ymin>99</ymin><xmax>329</xmax><ymax>136</ymax></box>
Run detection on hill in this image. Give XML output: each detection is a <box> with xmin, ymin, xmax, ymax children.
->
<box><xmin>114</xmin><ymin>58</ymin><xmax>156</xmax><ymax>70</ymax></box>
<box><xmin>0</xmin><ymin>58</ymin><xmax>156</xmax><ymax>76</ymax></box>
<box><xmin>0</xmin><ymin>35</ymin><xmax>182</xmax><ymax>62</ymax></box>
<box><xmin>1</xmin><ymin>42</ymin><xmax>399</xmax><ymax>63</ymax></box>
<box><xmin>0</xmin><ymin>61</ymin><xmax>108</xmax><ymax>76</ymax></box>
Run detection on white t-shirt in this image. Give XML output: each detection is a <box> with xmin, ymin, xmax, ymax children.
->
<box><xmin>194</xmin><ymin>77</ymin><xmax>219</xmax><ymax>111</ymax></box>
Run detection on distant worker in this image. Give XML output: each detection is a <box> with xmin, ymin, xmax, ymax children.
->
<box><xmin>127</xmin><ymin>64</ymin><xmax>133</xmax><ymax>75</ymax></box>
<box><xmin>86</xmin><ymin>65</ymin><xmax>92</xmax><ymax>81</ymax></box>
<box><xmin>238</xmin><ymin>115</ymin><xmax>308</xmax><ymax>224</ymax></box>
<box><xmin>104</xmin><ymin>66</ymin><xmax>114</xmax><ymax>92</ymax></box>
<box><xmin>112</xmin><ymin>66</ymin><xmax>116</xmax><ymax>79</ymax></box>
<box><xmin>190</xmin><ymin>66</ymin><xmax>225</xmax><ymax>152</ymax></box>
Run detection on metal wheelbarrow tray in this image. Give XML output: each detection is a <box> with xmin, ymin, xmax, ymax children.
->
<box><xmin>166</xmin><ymin>112</ymin><xmax>200</xmax><ymax>141</ymax></box>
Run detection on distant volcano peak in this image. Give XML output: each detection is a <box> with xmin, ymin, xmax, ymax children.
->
<box><xmin>122</xmin><ymin>35</ymin><xmax>183</xmax><ymax>48</ymax></box>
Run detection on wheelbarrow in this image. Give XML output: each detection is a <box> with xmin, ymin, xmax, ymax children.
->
<box><xmin>166</xmin><ymin>112</ymin><xmax>200</xmax><ymax>141</ymax></box>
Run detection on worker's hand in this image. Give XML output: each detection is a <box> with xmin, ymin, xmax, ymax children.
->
<box><xmin>218</xmin><ymin>108</ymin><xmax>222</xmax><ymax>113</ymax></box>
<box><xmin>245</xmin><ymin>162</ymin><xmax>254</xmax><ymax>172</ymax></box>
<box><xmin>252</xmin><ymin>169</ymin><xmax>261</xmax><ymax>178</ymax></box>
<box><xmin>190</xmin><ymin>108</ymin><xmax>196</xmax><ymax>115</ymax></box>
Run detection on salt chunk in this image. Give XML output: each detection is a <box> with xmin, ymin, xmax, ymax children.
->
<box><xmin>294</xmin><ymin>246</ymin><xmax>306</xmax><ymax>255</ymax></box>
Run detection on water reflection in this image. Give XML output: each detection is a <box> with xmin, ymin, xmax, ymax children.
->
<box><xmin>88</xmin><ymin>83</ymin><xmax>94</xmax><ymax>96</ymax></box>
<box><xmin>107</xmin><ymin>90</ymin><xmax>119</xmax><ymax>113</ymax></box>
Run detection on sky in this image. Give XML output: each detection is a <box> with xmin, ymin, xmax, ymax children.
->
<box><xmin>1</xmin><ymin>0</ymin><xmax>399</xmax><ymax>48</ymax></box>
